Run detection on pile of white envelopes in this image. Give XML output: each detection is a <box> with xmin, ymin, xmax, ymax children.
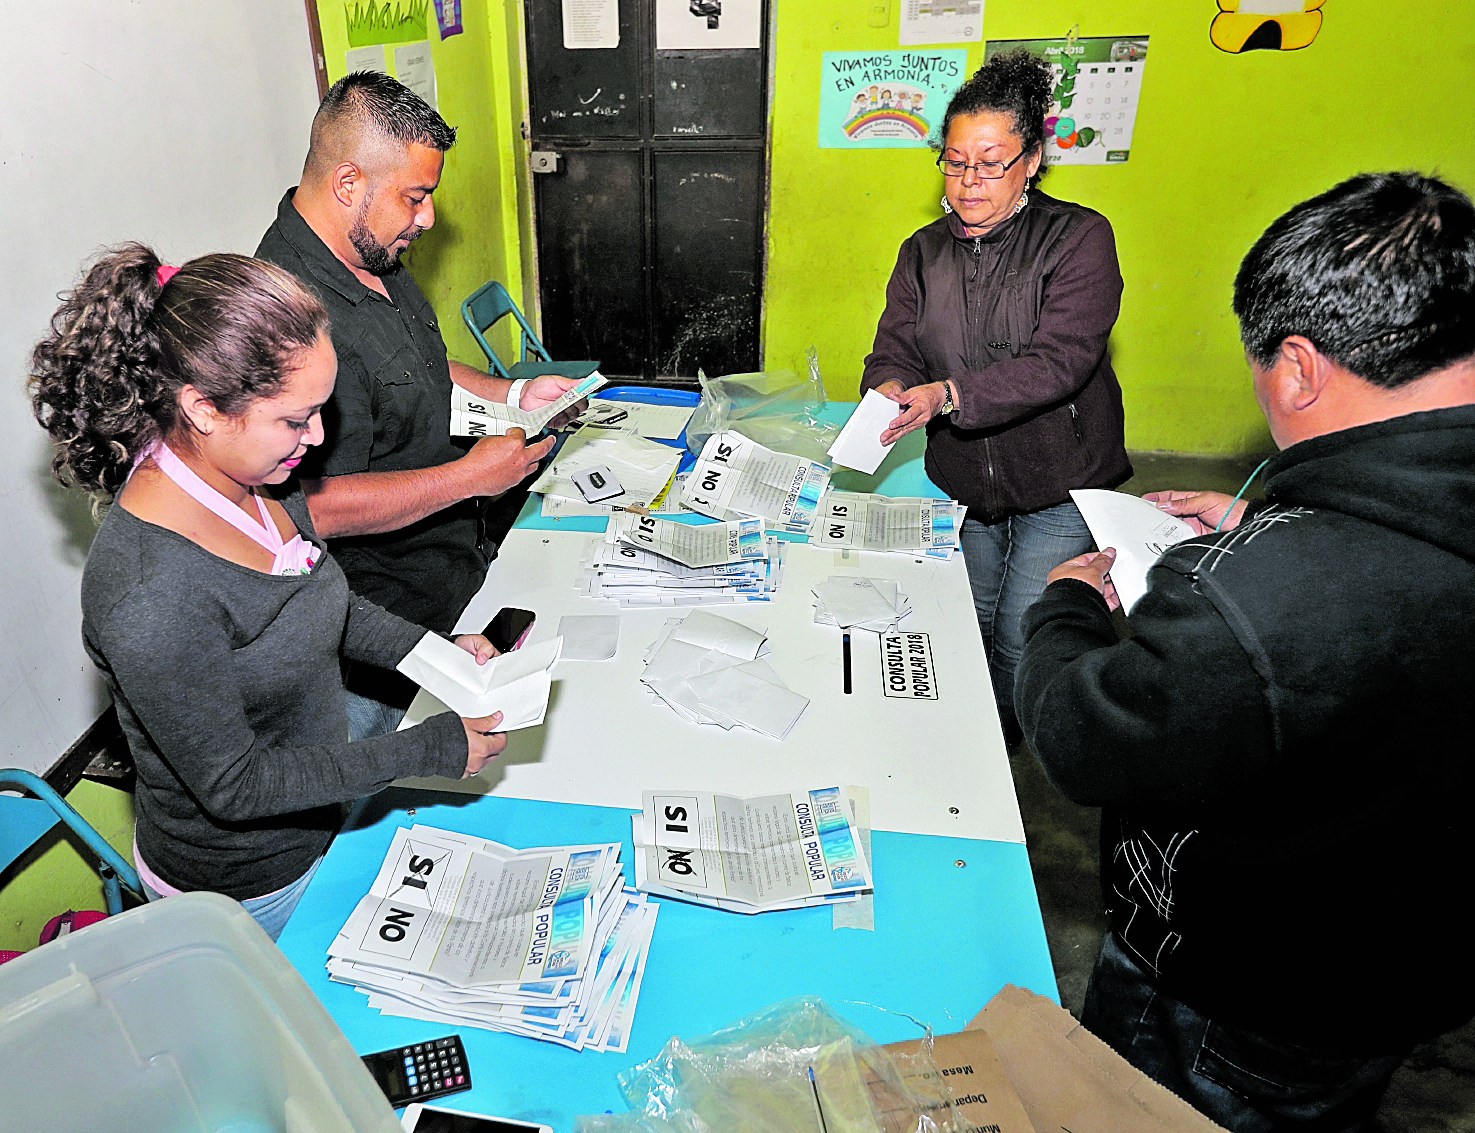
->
<box><xmin>811</xmin><ymin>576</ymin><xmax>912</xmax><ymax>633</ymax></box>
<box><xmin>639</xmin><ymin>610</ymin><xmax>809</xmax><ymax>740</ymax></box>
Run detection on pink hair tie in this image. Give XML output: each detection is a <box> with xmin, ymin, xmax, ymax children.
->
<box><xmin>155</xmin><ymin>264</ymin><xmax>181</xmax><ymax>288</ymax></box>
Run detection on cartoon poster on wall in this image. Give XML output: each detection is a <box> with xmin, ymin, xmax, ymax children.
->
<box><xmin>818</xmin><ymin>50</ymin><xmax>968</xmax><ymax>148</ymax></box>
<box><xmin>986</xmin><ymin>36</ymin><xmax>1148</xmax><ymax>165</ymax></box>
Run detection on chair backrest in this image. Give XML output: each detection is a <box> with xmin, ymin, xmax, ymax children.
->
<box><xmin>0</xmin><ymin>769</ymin><xmax>143</xmax><ymax>914</ymax></box>
<box><xmin>460</xmin><ymin>281</ymin><xmax>552</xmax><ymax>380</ymax></box>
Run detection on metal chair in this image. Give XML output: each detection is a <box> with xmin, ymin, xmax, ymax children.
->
<box><xmin>0</xmin><ymin>768</ymin><xmax>143</xmax><ymax>916</ymax></box>
<box><xmin>460</xmin><ymin>281</ymin><xmax>599</xmax><ymax>383</ymax></box>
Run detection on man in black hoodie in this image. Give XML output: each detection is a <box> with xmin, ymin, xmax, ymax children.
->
<box><xmin>1016</xmin><ymin>172</ymin><xmax>1475</xmax><ymax>1130</ymax></box>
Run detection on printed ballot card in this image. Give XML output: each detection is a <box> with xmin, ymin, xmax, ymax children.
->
<box><xmin>634</xmin><ymin>787</ymin><xmax>871</xmax><ymax>913</ymax></box>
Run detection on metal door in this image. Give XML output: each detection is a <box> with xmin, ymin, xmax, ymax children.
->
<box><xmin>525</xmin><ymin>0</ymin><xmax>768</xmax><ymax>382</ymax></box>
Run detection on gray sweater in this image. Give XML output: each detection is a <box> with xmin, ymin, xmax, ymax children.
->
<box><xmin>81</xmin><ymin>489</ymin><xmax>467</xmax><ymax>899</ymax></box>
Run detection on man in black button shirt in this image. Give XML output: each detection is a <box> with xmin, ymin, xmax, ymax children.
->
<box><xmin>258</xmin><ymin>72</ymin><xmax>585</xmax><ymax>737</ymax></box>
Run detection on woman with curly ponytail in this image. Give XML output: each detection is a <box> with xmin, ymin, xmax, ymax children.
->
<box><xmin>860</xmin><ymin>48</ymin><xmax>1132</xmax><ymax>741</ymax></box>
<box><xmin>31</xmin><ymin>245</ymin><xmax>508</xmax><ymax>938</ymax></box>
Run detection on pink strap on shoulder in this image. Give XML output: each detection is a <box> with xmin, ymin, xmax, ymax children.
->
<box><xmin>151</xmin><ymin>443</ymin><xmax>285</xmax><ymax>556</ymax></box>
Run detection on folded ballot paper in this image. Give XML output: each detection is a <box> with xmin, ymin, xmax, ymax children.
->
<box><xmin>812</xmin><ymin>576</ymin><xmax>912</xmax><ymax>633</ymax></box>
<box><xmin>449</xmin><ymin>371</ymin><xmax>608</xmax><ymax>438</ymax></box>
<box><xmin>682</xmin><ymin>431</ymin><xmax>831</xmax><ymax>533</ymax></box>
<box><xmin>632</xmin><ymin>787</ymin><xmax>871</xmax><ymax>913</ymax></box>
<box><xmin>529</xmin><ymin>427</ymin><xmax>683</xmax><ymax>512</ymax></box>
<box><xmin>396</xmin><ymin>632</ymin><xmax>562</xmax><ymax>726</ymax></box>
<box><xmin>578</xmin><ymin>535</ymin><xmax>785</xmax><ymax>607</ymax></box>
<box><xmin>1069</xmin><ymin>488</ymin><xmax>1197</xmax><ymax>613</ymax></box>
<box><xmin>607</xmin><ymin>511</ymin><xmax>765</xmax><ymax>569</ymax></box>
<box><xmin>814</xmin><ymin>490</ymin><xmax>964</xmax><ymax>560</ymax></box>
<box><xmin>826</xmin><ymin>389</ymin><xmax>899</xmax><ymax>474</ymax></box>
<box><xmin>327</xmin><ymin>825</ymin><xmax>657</xmax><ymax>1051</ymax></box>
<box><xmin>640</xmin><ymin>610</ymin><xmax>810</xmax><ymax>739</ymax></box>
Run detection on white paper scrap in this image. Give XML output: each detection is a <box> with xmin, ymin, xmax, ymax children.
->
<box><xmin>396</xmin><ymin>633</ymin><xmax>562</xmax><ymax>725</ymax></box>
<box><xmin>667</xmin><ymin>608</ymin><xmax>767</xmax><ymax>660</ymax></box>
<box><xmin>826</xmin><ymin>389</ymin><xmax>898</xmax><ymax>474</ymax></box>
<box><xmin>1069</xmin><ymin>489</ymin><xmax>1197</xmax><ymax>614</ymax></box>
<box><xmin>557</xmin><ymin>615</ymin><xmax>620</xmax><ymax>661</ymax></box>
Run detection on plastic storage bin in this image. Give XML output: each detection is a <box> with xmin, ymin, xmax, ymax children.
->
<box><xmin>0</xmin><ymin>891</ymin><xmax>400</xmax><ymax>1133</ymax></box>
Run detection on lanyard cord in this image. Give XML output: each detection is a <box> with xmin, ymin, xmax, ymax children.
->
<box><xmin>1214</xmin><ymin>457</ymin><xmax>1272</xmax><ymax>531</ymax></box>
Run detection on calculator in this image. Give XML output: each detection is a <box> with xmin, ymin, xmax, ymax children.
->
<box><xmin>361</xmin><ymin>1034</ymin><xmax>471</xmax><ymax>1107</ymax></box>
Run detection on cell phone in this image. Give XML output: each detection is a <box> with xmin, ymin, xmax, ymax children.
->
<box><xmin>481</xmin><ymin>607</ymin><xmax>535</xmax><ymax>653</ymax></box>
<box><xmin>361</xmin><ymin>1035</ymin><xmax>471</xmax><ymax>1108</ymax></box>
<box><xmin>401</xmin><ymin>1103</ymin><xmax>553</xmax><ymax>1133</ymax></box>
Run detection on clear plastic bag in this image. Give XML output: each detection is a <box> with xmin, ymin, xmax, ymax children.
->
<box><xmin>685</xmin><ymin>348</ymin><xmax>841</xmax><ymax>464</ymax></box>
<box><xmin>575</xmin><ymin>996</ymin><xmax>978</xmax><ymax>1133</ymax></box>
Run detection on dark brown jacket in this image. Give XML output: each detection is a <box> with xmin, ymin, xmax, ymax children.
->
<box><xmin>861</xmin><ymin>191</ymin><xmax>1131</xmax><ymax>521</ymax></box>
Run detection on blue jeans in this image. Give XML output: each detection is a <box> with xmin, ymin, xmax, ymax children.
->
<box><xmin>960</xmin><ymin>502</ymin><xmax>1092</xmax><ymax>722</ymax></box>
<box><xmin>140</xmin><ymin>856</ymin><xmax>324</xmax><ymax>942</ymax></box>
<box><xmin>342</xmin><ymin>661</ymin><xmax>412</xmax><ymax>740</ymax></box>
<box><xmin>1082</xmin><ymin>933</ymin><xmax>1408</xmax><ymax>1132</ymax></box>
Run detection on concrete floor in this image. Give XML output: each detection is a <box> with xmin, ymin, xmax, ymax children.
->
<box><xmin>1011</xmin><ymin>452</ymin><xmax>1475</xmax><ymax>1131</ymax></box>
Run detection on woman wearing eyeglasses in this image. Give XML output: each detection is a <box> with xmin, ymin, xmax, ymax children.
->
<box><xmin>861</xmin><ymin>48</ymin><xmax>1131</xmax><ymax>740</ymax></box>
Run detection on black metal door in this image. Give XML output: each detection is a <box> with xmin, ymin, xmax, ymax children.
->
<box><xmin>525</xmin><ymin>0</ymin><xmax>768</xmax><ymax>382</ymax></box>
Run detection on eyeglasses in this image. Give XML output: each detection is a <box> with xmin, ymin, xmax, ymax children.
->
<box><xmin>935</xmin><ymin>149</ymin><xmax>1027</xmax><ymax>180</ymax></box>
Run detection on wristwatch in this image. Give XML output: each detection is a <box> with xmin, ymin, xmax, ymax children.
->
<box><xmin>937</xmin><ymin>381</ymin><xmax>955</xmax><ymax>416</ymax></box>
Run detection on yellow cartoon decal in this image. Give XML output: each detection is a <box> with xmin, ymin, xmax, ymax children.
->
<box><xmin>1211</xmin><ymin>0</ymin><xmax>1324</xmax><ymax>53</ymax></box>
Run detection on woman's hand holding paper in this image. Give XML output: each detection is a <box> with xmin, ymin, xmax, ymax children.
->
<box><xmin>461</xmin><ymin>711</ymin><xmax>506</xmax><ymax>775</ymax></box>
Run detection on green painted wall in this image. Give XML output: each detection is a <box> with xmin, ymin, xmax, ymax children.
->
<box><xmin>764</xmin><ymin>2</ymin><xmax>1475</xmax><ymax>453</ymax></box>
<box><xmin>0</xmin><ymin>780</ymin><xmax>134</xmax><ymax>953</ymax></box>
<box><xmin>315</xmin><ymin>0</ymin><xmax>530</xmax><ymax>369</ymax></box>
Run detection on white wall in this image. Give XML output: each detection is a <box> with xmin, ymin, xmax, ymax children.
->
<box><xmin>2</xmin><ymin>3</ymin><xmax>320</xmax><ymax>775</ymax></box>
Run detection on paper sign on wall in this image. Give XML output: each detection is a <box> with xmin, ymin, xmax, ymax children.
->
<box><xmin>899</xmin><ymin>0</ymin><xmax>983</xmax><ymax>47</ymax></box>
<box><xmin>345</xmin><ymin>44</ymin><xmax>388</xmax><ymax>75</ymax></box>
<box><xmin>818</xmin><ymin>50</ymin><xmax>968</xmax><ymax>148</ymax></box>
<box><xmin>655</xmin><ymin>0</ymin><xmax>760</xmax><ymax>50</ymax></box>
<box><xmin>986</xmin><ymin>36</ymin><xmax>1149</xmax><ymax>165</ymax></box>
<box><xmin>563</xmin><ymin>0</ymin><xmax>619</xmax><ymax>50</ymax></box>
<box><xmin>393</xmin><ymin>42</ymin><xmax>436</xmax><ymax>109</ymax></box>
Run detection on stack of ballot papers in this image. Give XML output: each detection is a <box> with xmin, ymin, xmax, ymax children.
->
<box><xmin>450</xmin><ymin>371</ymin><xmax>608</xmax><ymax>437</ymax></box>
<box><xmin>632</xmin><ymin>787</ymin><xmax>872</xmax><ymax>913</ymax></box>
<box><xmin>812</xmin><ymin>576</ymin><xmax>912</xmax><ymax>633</ymax></box>
<box><xmin>639</xmin><ymin>610</ymin><xmax>810</xmax><ymax>739</ymax></box>
<box><xmin>529</xmin><ymin>426</ymin><xmax>684</xmax><ymax>513</ymax></box>
<box><xmin>327</xmin><ymin>826</ymin><xmax>658</xmax><ymax>1052</ymax></box>
<box><xmin>577</xmin><ymin>533</ymin><xmax>785</xmax><ymax>607</ymax></box>
<box><xmin>814</xmin><ymin>490</ymin><xmax>964</xmax><ymax>559</ymax></box>
<box><xmin>606</xmin><ymin>511</ymin><xmax>765</xmax><ymax>568</ymax></box>
<box><xmin>396</xmin><ymin>634</ymin><xmax>562</xmax><ymax>726</ymax></box>
<box><xmin>682</xmin><ymin>430</ymin><xmax>831</xmax><ymax>533</ymax></box>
